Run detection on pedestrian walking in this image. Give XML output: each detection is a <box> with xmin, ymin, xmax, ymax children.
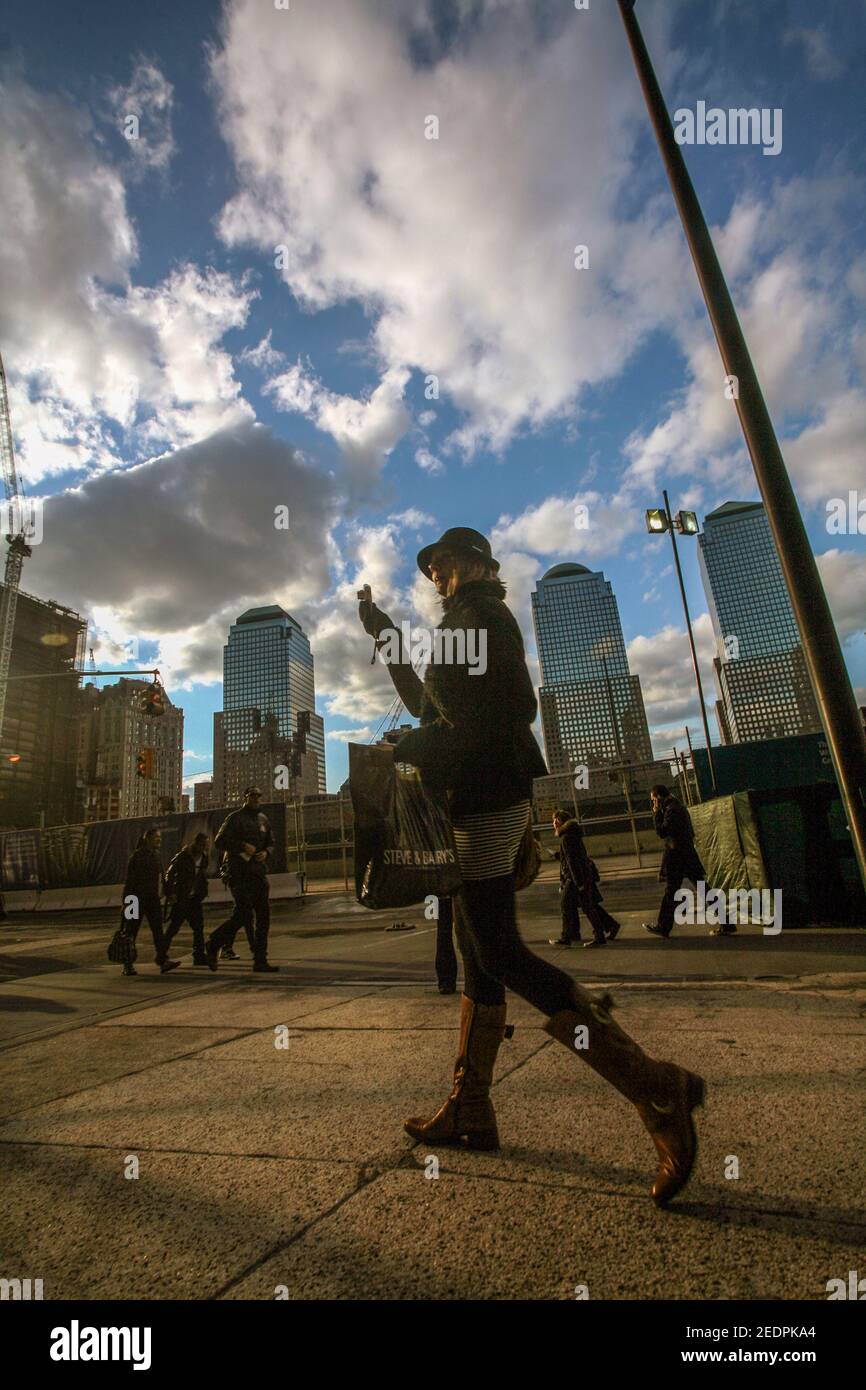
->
<box><xmin>163</xmin><ymin>833</ymin><xmax>211</xmax><ymax>965</ymax></box>
<box><xmin>357</xmin><ymin>525</ymin><xmax>704</xmax><ymax>1206</ymax></box>
<box><xmin>435</xmin><ymin>895</ymin><xmax>458</xmax><ymax>993</ymax></box>
<box><xmin>549</xmin><ymin>809</ymin><xmax>621</xmax><ymax>948</ymax></box>
<box><xmin>643</xmin><ymin>784</ymin><xmax>728</xmax><ymax>938</ymax></box>
<box><xmin>119</xmin><ymin>828</ymin><xmax>178</xmax><ymax>976</ymax></box>
<box><xmin>206</xmin><ymin>788</ymin><xmax>278</xmax><ymax>972</ymax></box>
<box><xmin>548</xmin><ymin>809</ymin><xmax>583</xmax><ymax>946</ymax></box>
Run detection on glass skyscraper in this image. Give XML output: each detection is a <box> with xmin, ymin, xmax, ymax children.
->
<box><xmin>221</xmin><ymin>605</ymin><xmax>326</xmax><ymax>792</ymax></box>
<box><xmin>531</xmin><ymin>563</ymin><xmax>653</xmax><ymax>778</ymax></box>
<box><xmin>697</xmin><ymin>501</ymin><xmax>820</xmax><ymax>744</ymax></box>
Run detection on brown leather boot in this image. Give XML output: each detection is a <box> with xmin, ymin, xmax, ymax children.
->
<box><xmin>404</xmin><ymin>996</ymin><xmax>509</xmax><ymax>1151</ymax></box>
<box><xmin>544</xmin><ymin>987</ymin><xmax>704</xmax><ymax>1207</ymax></box>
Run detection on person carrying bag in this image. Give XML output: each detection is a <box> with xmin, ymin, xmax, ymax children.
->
<box><xmin>354</xmin><ymin>526</ymin><xmax>704</xmax><ymax>1207</ymax></box>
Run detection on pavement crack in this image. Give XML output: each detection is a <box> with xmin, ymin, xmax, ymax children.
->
<box><xmin>208</xmin><ymin>1160</ymin><xmax>394</xmax><ymax>1300</ymax></box>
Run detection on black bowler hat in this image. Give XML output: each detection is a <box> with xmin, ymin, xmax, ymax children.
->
<box><xmin>416</xmin><ymin>527</ymin><xmax>500</xmax><ymax>578</ymax></box>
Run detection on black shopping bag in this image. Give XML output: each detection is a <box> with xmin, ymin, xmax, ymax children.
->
<box><xmin>349</xmin><ymin>743</ymin><xmax>463</xmax><ymax>909</ymax></box>
<box><xmin>107</xmin><ymin>924</ymin><xmax>137</xmax><ymax>965</ymax></box>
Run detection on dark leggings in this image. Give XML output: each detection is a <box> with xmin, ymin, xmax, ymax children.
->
<box><xmin>455</xmin><ymin>874</ymin><xmax>576</xmax><ymax>1015</ymax></box>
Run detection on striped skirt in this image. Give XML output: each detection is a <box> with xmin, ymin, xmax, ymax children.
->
<box><xmin>451</xmin><ymin>800</ymin><xmax>531</xmax><ymax>882</ymax></box>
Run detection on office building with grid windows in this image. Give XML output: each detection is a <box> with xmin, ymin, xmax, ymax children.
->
<box><xmin>78</xmin><ymin>678</ymin><xmax>184</xmax><ymax>822</ymax></box>
<box><xmin>697</xmin><ymin>501</ymin><xmax>820</xmax><ymax>744</ymax></box>
<box><xmin>217</xmin><ymin>605</ymin><xmax>326</xmax><ymax>798</ymax></box>
<box><xmin>531</xmin><ymin>564</ymin><xmax>653</xmax><ymax>788</ymax></box>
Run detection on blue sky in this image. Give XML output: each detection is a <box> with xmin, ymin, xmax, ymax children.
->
<box><xmin>2</xmin><ymin>0</ymin><xmax>864</xmax><ymax>796</ymax></box>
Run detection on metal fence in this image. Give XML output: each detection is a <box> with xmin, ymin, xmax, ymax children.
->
<box><xmin>283</xmin><ymin>748</ymin><xmax>703</xmax><ymax>886</ymax></box>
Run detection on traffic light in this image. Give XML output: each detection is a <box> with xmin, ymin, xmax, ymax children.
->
<box><xmin>141</xmin><ymin>683</ymin><xmax>166</xmax><ymax>717</ymax></box>
<box><xmin>136</xmin><ymin>748</ymin><xmax>154</xmax><ymax>779</ymax></box>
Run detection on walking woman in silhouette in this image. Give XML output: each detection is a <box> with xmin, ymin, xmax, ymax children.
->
<box><xmin>358</xmin><ymin>526</ymin><xmax>704</xmax><ymax>1206</ymax></box>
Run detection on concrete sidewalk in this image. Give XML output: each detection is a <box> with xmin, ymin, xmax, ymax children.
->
<box><xmin>2</xmin><ymin>966</ymin><xmax>865</xmax><ymax>1300</ymax></box>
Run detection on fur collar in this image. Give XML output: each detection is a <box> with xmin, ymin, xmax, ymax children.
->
<box><xmin>554</xmin><ymin>818</ymin><xmax>581</xmax><ymax>835</ymax></box>
<box><xmin>441</xmin><ymin>577</ymin><xmax>507</xmax><ymax>613</ymax></box>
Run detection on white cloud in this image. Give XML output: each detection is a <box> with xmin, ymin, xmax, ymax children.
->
<box><xmin>816</xmin><ymin>548</ymin><xmax>866</xmax><ymax>646</ymax></box>
<box><xmin>415</xmin><ymin>447</ymin><xmax>444</xmax><ymax>475</ymax></box>
<box><xmin>212</xmin><ymin>0</ymin><xmax>687</xmax><ymax>471</ymax></box>
<box><xmin>627</xmin><ymin>614</ymin><xmax>718</xmax><ymax>732</ymax></box>
<box><xmin>239</xmin><ymin>332</ymin><xmax>286</xmax><ymax>373</ymax></box>
<box><xmin>299</xmin><ymin>518</ymin><xmax>434</xmax><ymax>722</ymax></box>
<box><xmin>109</xmin><ymin>60</ymin><xmax>176</xmax><ymax>174</ymax></box>
<box><xmin>492</xmin><ymin>491</ymin><xmax>641</xmax><ymax>563</ymax></box>
<box><xmin>783</xmin><ymin>27</ymin><xmax>843</xmax><ymax>80</ymax></box>
<box><xmin>0</xmin><ymin>77</ymin><xmax>254</xmax><ymax>483</ymax></box>
<box><xmin>623</xmin><ymin>179</ymin><xmax>866</xmax><ymax>511</ymax></box>
<box><xmin>25</xmin><ymin>421</ymin><xmax>336</xmax><ymax>690</ymax></box>
<box><xmin>265</xmin><ymin>360</ymin><xmax>411</xmax><ymax>495</ymax></box>
<box><xmin>388</xmin><ymin>507</ymin><xmax>435</xmax><ymax>530</ymax></box>
<box><xmin>783</xmin><ymin>392</ymin><xmax>866</xmax><ymax>506</ymax></box>
<box><xmin>328</xmin><ymin>727</ymin><xmax>375</xmax><ymax>743</ymax></box>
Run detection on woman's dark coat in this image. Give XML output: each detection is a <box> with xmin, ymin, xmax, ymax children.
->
<box><xmin>123</xmin><ymin>846</ymin><xmax>163</xmax><ymax>900</ymax></box>
<box><xmin>392</xmin><ymin>578</ymin><xmax>547</xmax><ymax>816</ymax></box>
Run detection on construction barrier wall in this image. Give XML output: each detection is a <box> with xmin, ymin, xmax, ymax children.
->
<box><xmin>0</xmin><ymin>803</ymin><xmax>288</xmax><ymax>893</ymax></box>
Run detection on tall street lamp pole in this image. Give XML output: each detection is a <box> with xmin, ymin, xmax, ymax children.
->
<box><xmin>667</xmin><ymin>491</ymin><xmax>716</xmax><ymax>793</ymax></box>
<box><xmin>599</xmin><ymin>643</ymin><xmax>642</xmax><ymax>865</ymax></box>
<box><xmin>617</xmin><ymin>0</ymin><xmax>866</xmax><ymax>890</ymax></box>
<box><xmin>646</xmin><ymin>497</ymin><xmax>717</xmax><ymax>792</ymax></box>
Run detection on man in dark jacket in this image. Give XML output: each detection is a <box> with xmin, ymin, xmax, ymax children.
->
<box><xmin>121</xmin><ymin>827</ymin><xmax>179</xmax><ymax>974</ymax></box>
<box><xmin>644</xmin><ymin>784</ymin><xmax>711</xmax><ymax>939</ymax></box>
<box><xmin>206</xmin><ymin>788</ymin><xmax>277</xmax><ymax>972</ymax></box>
<box><xmin>163</xmin><ymin>833</ymin><xmax>210</xmax><ymax>965</ymax></box>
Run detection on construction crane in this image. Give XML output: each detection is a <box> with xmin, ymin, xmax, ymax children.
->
<box><xmin>0</xmin><ymin>351</ymin><xmax>33</xmax><ymax>748</ymax></box>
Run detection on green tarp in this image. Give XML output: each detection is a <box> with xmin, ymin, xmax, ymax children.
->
<box><xmin>690</xmin><ymin>793</ymin><xmax>770</xmax><ymax>893</ymax></box>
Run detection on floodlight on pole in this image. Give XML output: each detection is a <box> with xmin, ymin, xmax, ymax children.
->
<box><xmin>646</xmin><ymin>490</ymin><xmax>717</xmax><ymax>793</ymax></box>
<box><xmin>676</xmin><ymin>511</ymin><xmax>699</xmax><ymax>536</ymax></box>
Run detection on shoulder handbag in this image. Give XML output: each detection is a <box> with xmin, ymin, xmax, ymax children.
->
<box><xmin>107</xmin><ymin>925</ymin><xmax>137</xmax><ymax>965</ymax></box>
<box><xmin>513</xmin><ymin>817</ymin><xmax>543</xmax><ymax>891</ymax></box>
